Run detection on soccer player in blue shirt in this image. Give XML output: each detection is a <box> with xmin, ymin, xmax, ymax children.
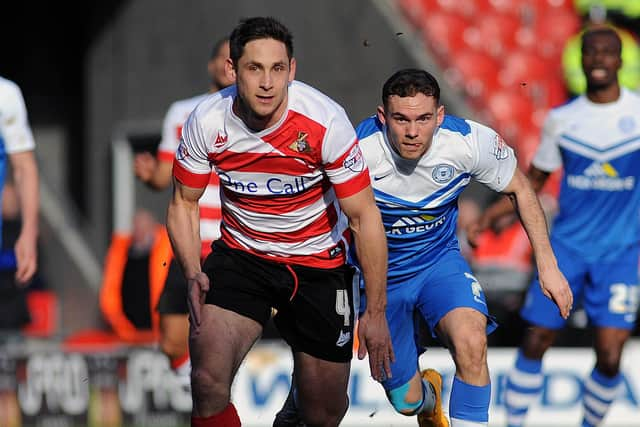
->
<box><xmin>276</xmin><ymin>68</ymin><xmax>572</xmax><ymax>427</ymax></box>
<box><xmin>0</xmin><ymin>76</ymin><xmax>39</xmax><ymax>285</ymax></box>
<box><xmin>470</xmin><ymin>27</ymin><xmax>640</xmax><ymax>427</ymax></box>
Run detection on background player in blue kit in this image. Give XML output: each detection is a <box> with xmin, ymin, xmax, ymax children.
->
<box><xmin>0</xmin><ymin>76</ymin><xmax>40</xmax><ymax>334</ymax></box>
<box><xmin>0</xmin><ymin>77</ymin><xmax>39</xmax><ymax>285</ymax></box>
<box><xmin>276</xmin><ymin>69</ymin><xmax>572</xmax><ymax>427</ymax></box>
<box><xmin>470</xmin><ymin>27</ymin><xmax>640</xmax><ymax>427</ymax></box>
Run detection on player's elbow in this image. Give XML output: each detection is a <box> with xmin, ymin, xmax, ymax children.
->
<box><xmin>348</xmin><ymin>206</ymin><xmax>382</xmax><ymax>236</ymax></box>
<box><xmin>348</xmin><ymin>213</ymin><xmax>362</xmax><ymax>235</ymax></box>
<box><xmin>10</xmin><ymin>152</ymin><xmax>38</xmax><ymax>182</ymax></box>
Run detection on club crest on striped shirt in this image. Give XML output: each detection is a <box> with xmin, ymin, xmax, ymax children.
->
<box><xmin>177</xmin><ymin>141</ymin><xmax>190</xmax><ymax>160</ymax></box>
<box><xmin>289</xmin><ymin>131</ymin><xmax>312</xmax><ymax>153</ymax></box>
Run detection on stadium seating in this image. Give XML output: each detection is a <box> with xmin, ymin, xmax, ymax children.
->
<box><xmin>499</xmin><ymin>51</ymin><xmax>550</xmax><ymax>91</ymax></box>
<box><xmin>397</xmin><ymin>0</ymin><xmax>577</xmax><ymax>161</ymax></box>
<box><xmin>445</xmin><ymin>49</ymin><xmax>501</xmax><ymax>99</ymax></box>
<box><xmin>421</xmin><ymin>11</ymin><xmax>470</xmax><ymax>61</ymax></box>
<box><xmin>486</xmin><ymin>89</ymin><xmax>535</xmax><ymax>142</ymax></box>
<box><xmin>466</xmin><ymin>13</ymin><xmax>523</xmax><ymax>58</ymax></box>
<box><xmin>534</xmin><ymin>9</ymin><xmax>581</xmax><ymax>58</ymax></box>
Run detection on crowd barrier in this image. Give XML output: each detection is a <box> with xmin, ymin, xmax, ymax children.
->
<box><xmin>0</xmin><ymin>340</ymin><xmax>638</xmax><ymax>426</ymax></box>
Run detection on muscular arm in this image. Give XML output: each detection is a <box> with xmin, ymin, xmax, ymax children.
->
<box><xmin>469</xmin><ymin>165</ymin><xmax>550</xmax><ymax>244</ymax></box>
<box><xmin>338</xmin><ymin>186</ymin><xmax>394</xmax><ymax>381</ymax></box>
<box><xmin>339</xmin><ymin>186</ymin><xmax>388</xmax><ymax>314</ymax></box>
<box><xmin>167</xmin><ymin>178</ymin><xmax>210</xmax><ymax>325</ymax></box>
<box><xmin>167</xmin><ymin>178</ymin><xmax>204</xmax><ymax>278</ymax></box>
<box><xmin>134</xmin><ymin>153</ymin><xmax>173</xmax><ymax>190</ymax></box>
<box><xmin>498</xmin><ymin>168</ymin><xmax>572</xmax><ymax>318</ymax></box>
<box><xmin>503</xmin><ymin>169</ymin><xmax>553</xmax><ymax>269</ymax></box>
<box><xmin>9</xmin><ymin>150</ymin><xmax>39</xmax><ymax>284</ymax></box>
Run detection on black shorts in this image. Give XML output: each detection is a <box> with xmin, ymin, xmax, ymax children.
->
<box><xmin>156</xmin><ymin>259</ymin><xmax>188</xmax><ymax>315</ymax></box>
<box><xmin>0</xmin><ymin>271</ymin><xmax>30</xmax><ymax>328</ymax></box>
<box><xmin>203</xmin><ymin>240</ymin><xmax>357</xmax><ymax>363</ymax></box>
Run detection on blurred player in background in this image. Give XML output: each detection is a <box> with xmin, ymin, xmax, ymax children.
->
<box><xmin>99</xmin><ymin>208</ymin><xmax>172</xmax><ymax>342</ymax></box>
<box><xmin>470</xmin><ymin>27</ymin><xmax>640</xmax><ymax>427</ymax></box>
<box><xmin>277</xmin><ymin>68</ymin><xmax>572</xmax><ymax>427</ymax></box>
<box><xmin>0</xmin><ymin>77</ymin><xmax>39</xmax><ymax>286</ymax></box>
<box><xmin>562</xmin><ymin>4</ymin><xmax>640</xmax><ymax>97</ymax></box>
<box><xmin>134</xmin><ymin>38</ymin><xmax>234</xmax><ymax>385</ymax></box>
<box><xmin>168</xmin><ymin>16</ymin><xmax>392</xmax><ymax>426</ymax></box>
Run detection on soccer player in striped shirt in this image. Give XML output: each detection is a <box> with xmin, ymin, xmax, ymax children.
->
<box><xmin>168</xmin><ymin>17</ymin><xmax>393</xmax><ymax>427</ymax></box>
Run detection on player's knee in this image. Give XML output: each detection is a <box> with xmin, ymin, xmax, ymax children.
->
<box><xmin>460</xmin><ymin>328</ymin><xmax>487</xmax><ymax>352</ymax></box>
<box><xmin>596</xmin><ymin>350</ymin><xmax>623</xmax><ymax>377</ymax></box>
<box><xmin>522</xmin><ymin>327</ymin><xmax>555</xmax><ymax>359</ymax></box>
<box><xmin>190</xmin><ymin>366</ymin><xmax>228</xmax><ymax>404</ymax></box>
<box><xmin>451</xmin><ymin>331</ymin><xmax>487</xmax><ymax>367</ymax></box>
<box><xmin>299</xmin><ymin>395</ymin><xmax>348</xmax><ymax>425</ymax></box>
<box><xmin>387</xmin><ymin>381</ymin><xmax>424</xmax><ymax>416</ymax></box>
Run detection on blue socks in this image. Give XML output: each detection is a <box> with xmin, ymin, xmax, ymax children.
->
<box><xmin>449</xmin><ymin>376</ymin><xmax>490</xmax><ymax>426</ymax></box>
<box><xmin>504</xmin><ymin>350</ymin><xmax>543</xmax><ymax>427</ymax></box>
<box><xmin>582</xmin><ymin>368</ymin><xmax>622</xmax><ymax>427</ymax></box>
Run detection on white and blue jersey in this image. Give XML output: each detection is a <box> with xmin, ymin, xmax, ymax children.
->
<box><xmin>0</xmin><ymin>77</ymin><xmax>36</xmax><ymax>249</ymax></box>
<box><xmin>522</xmin><ymin>88</ymin><xmax>640</xmax><ymax>330</ymax></box>
<box><xmin>533</xmin><ymin>88</ymin><xmax>640</xmax><ymax>261</ymax></box>
<box><xmin>355</xmin><ymin>114</ymin><xmax>516</xmax><ymax>390</ymax></box>
<box><xmin>356</xmin><ymin>114</ymin><xmax>517</xmax><ymax>284</ymax></box>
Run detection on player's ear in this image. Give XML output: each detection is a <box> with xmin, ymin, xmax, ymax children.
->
<box><xmin>436</xmin><ymin>104</ymin><xmax>445</xmax><ymax>126</ymax></box>
<box><xmin>376</xmin><ymin>105</ymin><xmax>386</xmax><ymax>125</ymax></box>
<box><xmin>226</xmin><ymin>58</ymin><xmax>236</xmax><ymax>80</ymax></box>
<box><xmin>288</xmin><ymin>58</ymin><xmax>297</xmax><ymax>82</ymax></box>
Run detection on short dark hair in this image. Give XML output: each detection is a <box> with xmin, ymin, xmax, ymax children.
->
<box><xmin>382</xmin><ymin>69</ymin><xmax>440</xmax><ymax>107</ymax></box>
<box><xmin>581</xmin><ymin>27</ymin><xmax>622</xmax><ymax>55</ymax></box>
<box><xmin>229</xmin><ymin>17</ymin><xmax>294</xmax><ymax>65</ymax></box>
<box><xmin>210</xmin><ymin>38</ymin><xmax>229</xmax><ymax>60</ymax></box>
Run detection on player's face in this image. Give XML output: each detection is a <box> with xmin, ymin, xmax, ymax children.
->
<box><xmin>582</xmin><ymin>33</ymin><xmax>621</xmax><ymax>90</ymax></box>
<box><xmin>208</xmin><ymin>41</ymin><xmax>234</xmax><ymax>90</ymax></box>
<box><xmin>228</xmin><ymin>38</ymin><xmax>296</xmax><ymax>130</ymax></box>
<box><xmin>378</xmin><ymin>93</ymin><xmax>445</xmax><ymax>160</ymax></box>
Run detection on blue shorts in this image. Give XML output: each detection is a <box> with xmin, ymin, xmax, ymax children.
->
<box><xmin>360</xmin><ymin>248</ymin><xmax>497</xmax><ymax>390</ymax></box>
<box><xmin>521</xmin><ymin>239</ymin><xmax>640</xmax><ymax>330</ymax></box>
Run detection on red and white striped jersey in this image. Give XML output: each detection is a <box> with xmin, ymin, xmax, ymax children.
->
<box><xmin>157</xmin><ymin>93</ymin><xmax>221</xmax><ymax>258</ymax></box>
<box><xmin>173</xmin><ymin>81</ymin><xmax>369</xmax><ymax>268</ymax></box>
